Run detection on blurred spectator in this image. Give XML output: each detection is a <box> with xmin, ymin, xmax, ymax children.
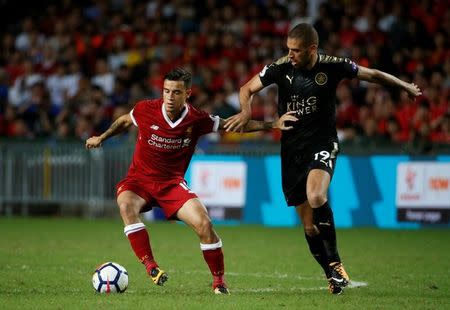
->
<box><xmin>91</xmin><ymin>58</ymin><xmax>115</xmax><ymax>96</ymax></box>
<box><xmin>0</xmin><ymin>0</ymin><xmax>447</xmax><ymax>152</ymax></box>
<box><xmin>46</xmin><ymin>61</ymin><xmax>68</xmax><ymax>108</ymax></box>
<box><xmin>0</xmin><ymin>69</ymin><xmax>9</xmax><ymax>108</ymax></box>
<box><xmin>411</xmin><ymin>101</ymin><xmax>431</xmax><ymax>136</ymax></box>
<box><xmin>385</xmin><ymin>116</ymin><xmax>408</xmax><ymax>143</ymax></box>
<box><xmin>18</xmin><ymin>81</ymin><xmax>57</xmax><ymax>137</ymax></box>
<box><xmin>336</xmin><ymin>83</ymin><xmax>359</xmax><ymax>129</ymax></box>
<box><xmin>431</xmin><ymin>113</ymin><xmax>450</xmax><ymax>143</ymax></box>
<box><xmin>410</xmin><ymin>122</ymin><xmax>434</xmax><ymax>154</ymax></box>
<box><xmin>54</xmin><ymin>121</ymin><xmax>73</xmax><ymax>140</ymax></box>
<box><xmin>74</xmin><ymin>115</ymin><xmax>94</xmax><ymax>141</ymax></box>
<box><xmin>211</xmin><ymin>91</ymin><xmax>237</xmax><ymax>119</ymax></box>
<box><xmin>63</xmin><ymin>61</ymin><xmax>83</xmax><ymax>100</ymax></box>
<box><xmin>8</xmin><ymin>59</ymin><xmax>43</xmax><ymax>107</ymax></box>
<box><xmin>223</xmin><ymin>77</ymin><xmax>239</xmax><ymax>111</ymax></box>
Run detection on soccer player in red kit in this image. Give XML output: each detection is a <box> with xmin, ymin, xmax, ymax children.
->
<box><xmin>85</xmin><ymin>67</ymin><xmax>297</xmax><ymax>294</ymax></box>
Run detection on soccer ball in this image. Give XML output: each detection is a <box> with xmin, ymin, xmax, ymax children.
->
<box><xmin>92</xmin><ymin>262</ymin><xmax>128</xmax><ymax>293</ymax></box>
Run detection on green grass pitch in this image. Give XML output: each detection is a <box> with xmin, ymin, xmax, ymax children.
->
<box><xmin>1</xmin><ymin>217</ymin><xmax>449</xmax><ymax>309</ymax></box>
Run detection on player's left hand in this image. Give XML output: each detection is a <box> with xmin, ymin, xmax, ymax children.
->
<box><xmin>224</xmin><ymin>110</ymin><xmax>251</xmax><ymax>132</ymax></box>
<box><xmin>405</xmin><ymin>83</ymin><xmax>422</xmax><ymax>99</ymax></box>
<box><xmin>273</xmin><ymin>111</ymin><xmax>298</xmax><ymax>130</ymax></box>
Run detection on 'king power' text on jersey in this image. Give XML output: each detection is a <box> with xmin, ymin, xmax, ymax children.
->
<box><xmin>259</xmin><ymin>54</ymin><xmax>358</xmax><ymax>150</ymax></box>
<box><xmin>128</xmin><ymin>99</ymin><xmax>219</xmax><ymax>180</ymax></box>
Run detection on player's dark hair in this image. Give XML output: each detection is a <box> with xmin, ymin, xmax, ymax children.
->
<box><xmin>288</xmin><ymin>23</ymin><xmax>319</xmax><ymax>46</ymax></box>
<box><xmin>164</xmin><ymin>67</ymin><xmax>192</xmax><ymax>88</ymax></box>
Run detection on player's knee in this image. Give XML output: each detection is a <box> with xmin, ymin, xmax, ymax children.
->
<box><xmin>307</xmin><ymin>192</ymin><xmax>327</xmax><ymax>208</ymax></box>
<box><xmin>118</xmin><ymin>201</ymin><xmax>138</xmax><ymax>220</ymax></box>
<box><xmin>195</xmin><ymin>218</ymin><xmax>214</xmax><ymax>240</ymax></box>
<box><xmin>304</xmin><ymin>225</ymin><xmax>319</xmax><ymax>237</ymax></box>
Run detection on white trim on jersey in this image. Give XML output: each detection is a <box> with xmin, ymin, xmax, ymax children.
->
<box><xmin>179</xmin><ymin>181</ymin><xmax>194</xmax><ymax>193</ymax></box>
<box><xmin>200</xmin><ymin>239</ymin><xmax>223</xmax><ymax>250</ymax></box>
<box><xmin>210</xmin><ymin>115</ymin><xmax>220</xmax><ymax>132</ymax></box>
<box><xmin>330</xmin><ymin>142</ymin><xmax>339</xmax><ymax>159</ymax></box>
<box><xmin>162</xmin><ymin>103</ymin><xmax>189</xmax><ymax>128</ymax></box>
<box><xmin>130</xmin><ymin>109</ymin><xmax>138</xmax><ymax>127</ymax></box>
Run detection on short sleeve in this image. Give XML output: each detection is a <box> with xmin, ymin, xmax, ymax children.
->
<box><xmin>340</xmin><ymin>58</ymin><xmax>359</xmax><ymax>80</ymax></box>
<box><xmin>197</xmin><ymin>112</ymin><xmax>220</xmax><ymax>136</ymax></box>
<box><xmin>259</xmin><ymin>63</ymin><xmax>280</xmax><ymax>87</ymax></box>
<box><xmin>130</xmin><ymin>109</ymin><xmax>138</xmax><ymax>126</ymax></box>
<box><xmin>129</xmin><ymin>101</ymin><xmax>146</xmax><ymax>127</ymax></box>
<box><xmin>258</xmin><ymin>56</ymin><xmax>290</xmax><ymax>87</ymax></box>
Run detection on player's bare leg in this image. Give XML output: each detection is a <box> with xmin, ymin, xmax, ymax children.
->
<box><xmin>117</xmin><ymin>191</ymin><xmax>168</xmax><ymax>286</ymax></box>
<box><xmin>307</xmin><ymin>169</ymin><xmax>349</xmax><ymax>292</ymax></box>
<box><xmin>177</xmin><ymin>198</ymin><xmax>229</xmax><ymax>295</ymax></box>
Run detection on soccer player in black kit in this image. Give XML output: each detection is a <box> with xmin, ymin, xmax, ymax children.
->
<box><xmin>225</xmin><ymin>23</ymin><xmax>422</xmax><ymax>295</ymax></box>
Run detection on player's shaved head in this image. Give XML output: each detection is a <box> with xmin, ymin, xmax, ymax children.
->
<box><xmin>165</xmin><ymin>67</ymin><xmax>192</xmax><ymax>89</ymax></box>
<box><xmin>288</xmin><ymin>23</ymin><xmax>318</xmax><ymax>47</ymax></box>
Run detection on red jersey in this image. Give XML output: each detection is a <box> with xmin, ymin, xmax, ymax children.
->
<box><xmin>128</xmin><ymin>98</ymin><xmax>219</xmax><ymax>181</ymax></box>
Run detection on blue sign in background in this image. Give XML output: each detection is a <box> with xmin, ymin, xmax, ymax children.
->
<box><xmin>185</xmin><ymin>155</ymin><xmax>450</xmax><ymax>228</ymax></box>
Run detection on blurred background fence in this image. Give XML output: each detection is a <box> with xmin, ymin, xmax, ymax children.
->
<box><xmin>0</xmin><ymin>142</ymin><xmax>133</xmax><ymax>216</ymax></box>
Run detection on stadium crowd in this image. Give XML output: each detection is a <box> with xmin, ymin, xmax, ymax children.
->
<box><xmin>0</xmin><ymin>0</ymin><xmax>448</xmax><ymax>150</ymax></box>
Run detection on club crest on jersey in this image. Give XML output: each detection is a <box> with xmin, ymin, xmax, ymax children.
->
<box><xmin>182</xmin><ymin>126</ymin><xmax>193</xmax><ymax>147</ymax></box>
<box><xmin>185</xmin><ymin>126</ymin><xmax>193</xmax><ymax>139</ymax></box>
<box><xmin>315</xmin><ymin>72</ymin><xmax>327</xmax><ymax>85</ymax></box>
<box><xmin>182</xmin><ymin>138</ymin><xmax>191</xmax><ymax>147</ymax></box>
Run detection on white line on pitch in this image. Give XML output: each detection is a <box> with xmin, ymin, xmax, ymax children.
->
<box><xmin>233</xmin><ymin>281</ymin><xmax>368</xmax><ymax>293</ymax></box>
<box><xmin>169</xmin><ymin>269</ymin><xmax>368</xmax><ymax>289</ymax></box>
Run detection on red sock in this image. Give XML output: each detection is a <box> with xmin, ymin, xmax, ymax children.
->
<box><xmin>124</xmin><ymin>223</ymin><xmax>158</xmax><ymax>273</ymax></box>
<box><xmin>201</xmin><ymin>240</ymin><xmax>225</xmax><ymax>287</ymax></box>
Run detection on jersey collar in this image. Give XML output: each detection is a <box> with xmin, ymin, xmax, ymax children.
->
<box><xmin>161</xmin><ymin>103</ymin><xmax>189</xmax><ymax>128</ymax></box>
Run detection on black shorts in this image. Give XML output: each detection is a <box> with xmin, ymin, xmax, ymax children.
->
<box><xmin>281</xmin><ymin>140</ymin><xmax>339</xmax><ymax>206</ymax></box>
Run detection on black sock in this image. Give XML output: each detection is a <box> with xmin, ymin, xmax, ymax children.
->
<box><xmin>313</xmin><ymin>201</ymin><xmax>341</xmax><ymax>263</ymax></box>
<box><xmin>304</xmin><ymin>232</ymin><xmax>331</xmax><ymax>278</ymax></box>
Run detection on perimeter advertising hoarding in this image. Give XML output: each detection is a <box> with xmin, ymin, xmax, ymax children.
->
<box><xmin>396</xmin><ymin>162</ymin><xmax>450</xmax><ymax>224</ymax></box>
<box><xmin>190</xmin><ymin>161</ymin><xmax>247</xmax><ymax>221</ymax></box>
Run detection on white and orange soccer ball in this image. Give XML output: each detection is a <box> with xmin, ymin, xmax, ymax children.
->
<box><xmin>92</xmin><ymin>262</ymin><xmax>128</xmax><ymax>293</ymax></box>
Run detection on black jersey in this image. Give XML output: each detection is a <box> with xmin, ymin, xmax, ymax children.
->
<box><xmin>259</xmin><ymin>54</ymin><xmax>358</xmax><ymax>150</ymax></box>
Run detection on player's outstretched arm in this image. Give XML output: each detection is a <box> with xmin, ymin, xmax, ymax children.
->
<box><xmin>224</xmin><ymin>74</ymin><xmax>265</xmax><ymax>132</ymax></box>
<box><xmin>85</xmin><ymin>113</ymin><xmax>133</xmax><ymax>149</ymax></box>
<box><xmin>222</xmin><ymin>111</ymin><xmax>298</xmax><ymax>132</ymax></box>
<box><xmin>357</xmin><ymin>66</ymin><xmax>422</xmax><ymax>99</ymax></box>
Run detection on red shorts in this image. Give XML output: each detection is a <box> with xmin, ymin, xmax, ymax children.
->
<box><xmin>115</xmin><ymin>176</ymin><xmax>198</xmax><ymax>219</ymax></box>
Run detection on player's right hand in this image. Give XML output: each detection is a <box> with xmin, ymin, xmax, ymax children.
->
<box><xmin>273</xmin><ymin>111</ymin><xmax>298</xmax><ymax>130</ymax></box>
<box><xmin>85</xmin><ymin>136</ymin><xmax>103</xmax><ymax>149</ymax></box>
